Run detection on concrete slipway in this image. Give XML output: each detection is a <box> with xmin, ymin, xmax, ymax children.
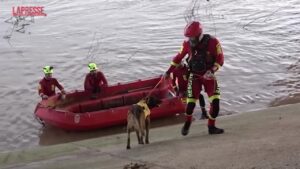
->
<box><xmin>1</xmin><ymin>103</ymin><xmax>300</xmax><ymax>169</ymax></box>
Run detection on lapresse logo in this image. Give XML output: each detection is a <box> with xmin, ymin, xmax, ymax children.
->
<box><xmin>12</xmin><ymin>6</ymin><xmax>47</xmax><ymax>17</ymax></box>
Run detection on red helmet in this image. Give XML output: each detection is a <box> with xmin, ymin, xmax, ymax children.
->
<box><xmin>184</xmin><ymin>21</ymin><xmax>203</xmax><ymax>37</ymax></box>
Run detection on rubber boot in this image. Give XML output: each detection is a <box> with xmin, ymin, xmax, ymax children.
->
<box><xmin>181</xmin><ymin>121</ymin><xmax>191</xmax><ymax>136</ymax></box>
<box><xmin>208</xmin><ymin>126</ymin><xmax>224</xmax><ymax>135</ymax></box>
<box><xmin>200</xmin><ymin>108</ymin><xmax>208</xmax><ymax>119</ymax></box>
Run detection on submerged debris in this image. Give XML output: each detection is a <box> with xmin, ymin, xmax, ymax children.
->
<box><xmin>3</xmin><ymin>16</ymin><xmax>34</xmax><ymax>39</ymax></box>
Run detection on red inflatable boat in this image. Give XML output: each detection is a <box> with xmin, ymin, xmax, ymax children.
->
<box><xmin>34</xmin><ymin>76</ymin><xmax>186</xmax><ymax>131</ymax></box>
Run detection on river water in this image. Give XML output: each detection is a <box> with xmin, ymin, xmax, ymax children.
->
<box><xmin>0</xmin><ymin>0</ymin><xmax>299</xmax><ymax>152</ymax></box>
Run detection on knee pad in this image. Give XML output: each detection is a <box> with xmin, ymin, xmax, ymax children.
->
<box><xmin>199</xmin><ymin>94</ymin><xmax>206</xmax><ymax>107</ymax></box>
<box><xmin>186</xmin><ymin>102</ymin><xmax>196</xmax><ymax>115</ymax></box>
<box><xmin>210</xmin><ymin>99</ymin><xmax>220</xmax><ymax>118</ymax></box>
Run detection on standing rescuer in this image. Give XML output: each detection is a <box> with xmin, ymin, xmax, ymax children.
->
<box><xmin>164</xmin><ymin>21</ymin><xmax>224</xmax><ymax>135</ymax></box>
<box><xmin>38</xmin><ymin>66</ymin><xmax>66</xmax><ymax>100</ymax></box>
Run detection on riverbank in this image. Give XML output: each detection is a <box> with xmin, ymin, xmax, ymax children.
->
<box><xmin>1</xmin><ymin>103</ymin><xmax>300</xmax><ymax>169</ymax></box>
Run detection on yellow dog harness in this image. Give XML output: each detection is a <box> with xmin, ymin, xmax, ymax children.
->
<box><xmin>137</xmin><ymin>100</ymin><xmax>151</xmax><ymax>117</ymax></box>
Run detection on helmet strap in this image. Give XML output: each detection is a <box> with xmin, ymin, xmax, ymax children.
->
<box><xmin>198</xmin><ymin>33</ymin><xmax>204</xmax><ymax>42</ymax></box>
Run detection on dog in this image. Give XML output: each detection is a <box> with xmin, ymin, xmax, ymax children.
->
<box><xmin>126</xmin><ymin>96</ymin><xmax>162</xmax><ymax>149</ymax></box>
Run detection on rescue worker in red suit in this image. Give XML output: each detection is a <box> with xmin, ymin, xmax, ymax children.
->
<box><xmin>164</xmin><ymin>21</ymin><xmax>224</xmax><ymax>135</ymax></box>
<box><xmin>170</xmin><ymin>62</ymin><xmax>208</xmax><ymax>119</ymax></box>
<box><xmin>170</xmin><ymin>62</ymin><xmax>189</xmax><ymax>97</ymax></box>
<box><xmin>84</xmin><ymin>63</ymin><xmax>108</xmax><ymax>95</ymax></box>
<box><xmin>38</xmin><ymin>66</ymin><xmax>66</xmax><ymax>100</ymax></box>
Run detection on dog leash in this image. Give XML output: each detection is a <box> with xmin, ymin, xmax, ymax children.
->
<box><xmin>145</xmin><ymin>76</ymin><xmax>164</xmax><ymax>99</ymax></box>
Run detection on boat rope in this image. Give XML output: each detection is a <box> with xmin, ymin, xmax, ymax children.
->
<box><xmin>34</xmin><ymin>114</ymin><xmax>45</xmax><ymax>127</ymax></box>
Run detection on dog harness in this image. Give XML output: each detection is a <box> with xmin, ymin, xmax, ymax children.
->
<box><xmin>137</xmin><ymin>100</ymin><xmax>151</xmax><ymax>117</ymax></box>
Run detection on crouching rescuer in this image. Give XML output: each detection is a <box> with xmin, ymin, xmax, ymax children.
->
<box><xmin>164</xmin><ymin>21</ymin><xmax>224</xmax><ymax>135</ymax></box>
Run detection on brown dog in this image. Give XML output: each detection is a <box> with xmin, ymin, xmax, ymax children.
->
<box><xmin>126</xmin><ymin>96</ymin><xmax>161</xmax><ymax>149</ymax></box>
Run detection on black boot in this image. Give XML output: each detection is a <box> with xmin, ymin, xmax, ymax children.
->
<box><xmin>181</xmin><ymin>121</ymin><xmax>191</xmax><ymax>136</ymax></box>
<box><xmin>208</xmin><ymin>126</ymin><xmax>224</xmax><ymax>135</ymax></box>
<box><xmin>200</xmin><ymin>108</ymin><xmax>208</xmax><ymax>119</ymax></box>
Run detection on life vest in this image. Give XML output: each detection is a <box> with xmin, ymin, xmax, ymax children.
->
<box><xmin>187</xmin><ymin>34</ymin><xmax>214</xmax><ymax>73</ymax></box>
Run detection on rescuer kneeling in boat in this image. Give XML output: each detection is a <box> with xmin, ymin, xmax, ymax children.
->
<box><xmin>38</xmin><ymin>66</ymin><xmax>66</xmax><ymax>100</ymax></box>
<box><xmin>170</xmin><ymin>62</ymin><xmax>208</xmax><ymax>119</ymax></box>
<box><xmin>84</xmin><ymin>63</ymin><xmax>108</xmax><ymax>97</ymax></box>
<box><xmin>164</xmin><ymin>21</ymin><xmax>224</xmax><ymax>135</ymax></box>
